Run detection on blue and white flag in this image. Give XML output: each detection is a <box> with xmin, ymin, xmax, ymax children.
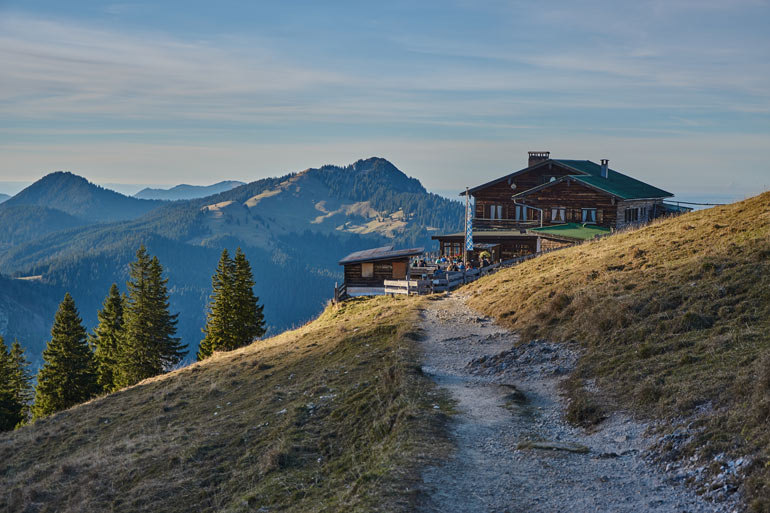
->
<box><xmin>465</xmin><ymin>203</ymin><xmax>473</xmax><ymax>251</ymax></box>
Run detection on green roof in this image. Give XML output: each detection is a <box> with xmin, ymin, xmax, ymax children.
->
<box><xmin>531</xmin><ymin>223</ymin><xmax>611</xmax><ymax>241</ymax></box>
<box><xmin>553</xmin><ymin>159</ymin><xmax>673</xmax><ymax>200</ymax></box>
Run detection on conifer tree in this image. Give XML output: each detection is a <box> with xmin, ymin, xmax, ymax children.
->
<box><xmin>119</xmin><ymin>245</ymin><xmax>186</xmax><ymax>386</ymax></box>
<box><xmin>9</xmin><ymin>339</ymin><xmax>33</xmax><ymax>425</ymax></box>
<box><xmin>197</xmin><ymin>248</ymin><xmax>265</xmax><ymax>360</ymax></box>
<box><xmin>0</xmin><ymin>336</ymin><xmax>24</xmax><ymax>430</ymax></box>
<box><xmin>198</xmin><ymin>249</ymin><xmax>236</xmax><ymax>360</ymax></box>
<box><xmin>233</xmin><ymin>247</ymin><xmax>265</xmax><ymax>346</ymax></box>
<box><xmin>90</xmin><ymin>283</ymin><xmax>125</xmax><ymax>392</ymax></box>
<box><xmin>32</xmin><ymin>293</ymin><xmax>100</xmax><ymax>420</ymax></box>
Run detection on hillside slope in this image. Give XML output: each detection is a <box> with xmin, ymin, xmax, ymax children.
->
<box><xmin>0</xmin><ymin>205</ymin><xmax>86</xmax><ymax>250</ymax></box>
<box><xmin>465</xmin><ymin>192</ymin><xmax>770</xmax><ymax>508</ymax></box>
<box><xmin>0</xmin><ymin>297</ymin><xmax>449</xmax><ymax>513</ymax></box>
<box><xmin>3</xmin><ymin>172</ymin><xmax>162</xmax><ymax>222</ymax></box>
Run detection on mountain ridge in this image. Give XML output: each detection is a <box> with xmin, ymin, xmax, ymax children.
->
<box><xmin>0</xmin><ymin>158</ymin><xmax>463</xmax><ymax>364</ymax></box>
<box><xmin>3</xmin><ymin>171</ymin><xmax>163</xmax><ymax>223</ymax></box>
<box><xmin>134</xmin><ymin>180</ymin><xmax>246</xmax><ymax>201</ymax></box>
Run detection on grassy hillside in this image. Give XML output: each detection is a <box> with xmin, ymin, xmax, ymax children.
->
<box><xmin>1</xmin><ymin>296</ymin><xmax>448</xmax><ymax>512</ymax></box>
<box><xmin>466</xmin><ymin>192</ymin><xmax>770</xmax><ymax>509</ymax></box>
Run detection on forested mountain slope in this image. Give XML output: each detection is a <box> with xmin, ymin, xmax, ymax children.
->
<box><xmin>0</xmin><ymin>158</ymin><xmax>463</xmax><ymax>365</ymax></box>
<box><xmin>2</xmin><ymin>171</ymin><xmax>163</xmax><ymax>223</ymax></box>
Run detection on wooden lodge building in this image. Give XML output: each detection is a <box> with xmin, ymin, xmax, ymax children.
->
<box><xmin>434</xmin><ymin>151</ymin><xmax>676</xmax><ymax>261</ymax></box>
<box><xmin>338</xmin><ymin>245</ymin><xmax>424</xmax><ymax>297</ymax></box>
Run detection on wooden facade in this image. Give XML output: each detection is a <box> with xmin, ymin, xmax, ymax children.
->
<box><xmin>465</xmin><ymin>152</ymin><xmax>673</xmax><ymax>231</ymax></box>
<box><xmin>339</xmin><ymin>246</ymin><xmax>424</xmax><ymax>296</ymax></box>
<box><xmin>433</xmin><ymin>151</ymin><xmax>674</xmax><ymax>261</ymax></box>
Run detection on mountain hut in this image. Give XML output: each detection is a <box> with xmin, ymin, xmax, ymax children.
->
<box><xmin>338</xmin><ymin>245</ymin><xmax>424</xmax><ymax>297</ymax></box>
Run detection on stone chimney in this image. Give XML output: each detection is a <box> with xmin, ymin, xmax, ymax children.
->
<box><xmin>528</xmin><ymin>151</ymin><xmax>550</xmax><ymax>167</ymax></box>
<box><xmin>601</xmin><ymin>159</ymin><xmax>609</xmax><ymax>178</ymax></box>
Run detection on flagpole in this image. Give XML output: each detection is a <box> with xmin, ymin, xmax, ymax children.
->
<box><xmin>464</xmin><ymin>187</ymin><xmax>469</xmax><ymax>268</ymax></box>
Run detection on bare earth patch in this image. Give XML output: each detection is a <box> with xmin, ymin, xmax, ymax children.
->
<box><xmin>417</xmin><ymin>293</ymin><xmax>737</xmax><ymax>513</ymax></box>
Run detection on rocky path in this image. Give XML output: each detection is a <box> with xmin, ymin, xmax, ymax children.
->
<box><xmin>417</xmin><ymin>294</ymin><xmax>732</xmax><ymax>513</ymax></box>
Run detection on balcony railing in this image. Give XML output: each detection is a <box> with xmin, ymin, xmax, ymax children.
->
<box><xmin>472</xmin><ymin>218</ymin><xmax>540</xmax><ymax>230</ymax></box>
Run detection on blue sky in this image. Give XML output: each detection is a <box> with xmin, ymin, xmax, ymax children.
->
<box><xmin>1</xmin><ymin>1</ymin><xmax>769</xmax><ymax>200</ymax></box>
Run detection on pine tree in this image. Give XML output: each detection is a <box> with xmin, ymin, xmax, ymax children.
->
<box><xmin>31</xmin><ymin>293</ymin><xmax>100</xmax><ymax>420</ymax></box>
<box><xmin>119</xmin><ymin>245</ymin><xmax>186</xmax><ymax>386</ymax></box>
<box><xmin>232</xmin><ymin>247</ymin><xmax>265</xmax><ymax>347</ymax></box>
<box><xmin>90</xmin><ymin>283</ymin><xmax>125</xmax><ymax>392</ymax></box>
<box><xmin>198</xmin><ymin>249</ymin><xmax>236</xmax><ymax>360</ymax></box>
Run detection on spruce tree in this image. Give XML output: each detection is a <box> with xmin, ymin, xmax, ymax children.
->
<box><xmin>232</xmin><ymin>247</ymin><xmax>265</xmax><ymax>346</ymax></box>
<box><xmin>197</xmin><ymin>248</ymin><xmax>265</xmax><ymax>360</ymax></box>
<box><xmin>9</xmin><ymin>339</ymin><xmax>33</xmax><ymax>425</ymax></box>
<box><xmin>198</xmin><ymin>249</ymin><xmax>236</xmax><ymax>360</ymax></box>
<box><xmin>32</xmin><ymin>293</ymin><xmax>100</xmax><ymax>420</ymax></box>
<box><xmin>90</xmin><ymin>283</ymin><xmax>125</xmax><ymax>392</ymax></box>
<box><xmin>0</xmin><ymin>336</ymin><xmax>23</xmax><ymax>431</ymax></box>
<box><xmin>119</xmin><ymin>245</ymin><xmax>186</xmax><ymax>386</ymax></box>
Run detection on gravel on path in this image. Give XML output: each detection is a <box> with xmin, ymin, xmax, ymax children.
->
<box><xmin>417</xmin><ymin>293</ymin><xmax>736</xmax><ymax>513</ymax></box>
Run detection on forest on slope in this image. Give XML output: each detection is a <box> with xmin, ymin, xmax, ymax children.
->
<box><xmin>0</xmin><ymin>158</ymin><xmax>463</xmax><ymax>365</ymax></box>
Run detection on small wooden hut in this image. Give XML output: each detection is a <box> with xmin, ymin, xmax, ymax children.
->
<box><xmin>338</xmin><ymin>245</ymin><xmax>424</xmax><ymax>297</ymax></box>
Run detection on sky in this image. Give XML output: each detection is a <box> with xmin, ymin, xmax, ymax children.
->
<box><xmin>1</xmin><ymin>0</ymin><xmax>769</xmax><ymax>201</ymax></box>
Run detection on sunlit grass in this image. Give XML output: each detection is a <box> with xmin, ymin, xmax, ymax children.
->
<box><xmin>466</xmin><ymin>192</ymin><xmax>770</xmax><ymax>509</ymax></box>
<box><xmin>1</xmin><ymin>296</ymin><xmax>450</xmax><ymax>513</ymax></box>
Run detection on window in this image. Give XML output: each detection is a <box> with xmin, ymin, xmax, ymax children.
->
<box><xmin>361</xmin><ymin>262</ymin><xmax>374</xmax><ymax>278</ymax></box>
<box><xmin>624</xmin><ymin>207</ymin><xmax>640</xmax><ymax>223</ymax></box>
<box><xmin>582</xmin><ymin>208</ymin><xmax>597</xmax><ymax>224</ymax></box>
<box><xmin>514</xmin><ymin>204</ymin><xmax>525</xmax><ymax>221</ymax></box>
<box><xmin>489</xmin><ymin>204</ymin><xmax>503</xmax><ymax>219</ymax></box>
<box><xmin>551</xmin><ymin>207</ymin><xmax>566</xmax><ymax>223</ymax></box>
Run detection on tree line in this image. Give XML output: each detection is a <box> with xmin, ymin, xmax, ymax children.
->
<box><xmin>0</xmin><ymin>245</ymin><xmax>264</xmax><ymax>430</ymax></box>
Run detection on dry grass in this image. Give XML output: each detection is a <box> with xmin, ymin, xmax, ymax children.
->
<box><xmin>466</xmin><ymin>192</ymin><xmax>770</xmax><ymax>508</ymax></box>
<box><xmin>0</xmin><ymin>296</ymin><xmax>450</xmax><ymax>513</ymax></box>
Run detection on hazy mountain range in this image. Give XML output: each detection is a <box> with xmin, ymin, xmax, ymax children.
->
<box><xmin>134</xmin><ymin>180</ymin><xmax>246</xmax><ymax>201</ymax></box>
<box><xmin>0</xmin><ymin>158</ymin><xmax>463</xmax><ymax>366</ymax></box>
<box><xmin>0</xmin><ymin>193</ymin><xmax>9</xmax><ymax>203</ymax></box>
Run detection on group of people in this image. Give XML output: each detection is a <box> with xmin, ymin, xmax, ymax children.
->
<box><xmin>412</xmin><ymin>254</ymin><xmax>493</xmax><ymax>274</ymax></box>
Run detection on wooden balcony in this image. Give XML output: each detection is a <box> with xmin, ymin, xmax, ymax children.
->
<box><xmin>472</xmin><ymin>218</ymin><xmax>540</xmax><ymax>231</ymax></box>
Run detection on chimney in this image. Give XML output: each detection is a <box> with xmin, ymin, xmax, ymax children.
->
<box><xmin>600</xmin><ymin>159</ymin><xmax>609</xmax><ymax>178</ymax></box>
<box><xmin>528</xmin><ymin>151</ymin><xmax>550</xmax><ymax>167</ymax></box>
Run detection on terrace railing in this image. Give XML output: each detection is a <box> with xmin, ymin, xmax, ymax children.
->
<box><xmin>472</xmin><ymin>218</ymin><xmax>540</xmax><ymax>231</ymax></box>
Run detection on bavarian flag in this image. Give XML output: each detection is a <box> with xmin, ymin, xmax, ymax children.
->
<box><xmin>465</xmin><ymin>205</ymin><xmax>473</xmax><ymax>251</ymax></box>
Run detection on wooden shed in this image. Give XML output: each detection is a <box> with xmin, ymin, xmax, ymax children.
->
<box><xmin>339</xmin><ymin>245</ymin><xmax>424</xmax><ymax>297</ymax></box>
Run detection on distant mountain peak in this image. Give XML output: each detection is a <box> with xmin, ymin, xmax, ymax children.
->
<box><xmin>4</xmin><ymin>170</ymin><xmax>161</xmax><ymax>223</ymax></box>
<box><xmin>134</xmin><ymin>180</ymin><xmax>246</xmax><ymax>201</ymax></box>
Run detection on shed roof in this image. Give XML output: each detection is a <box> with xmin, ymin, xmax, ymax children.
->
<box><xmin>339</xmin><ymin>245</ymin><xmax>424</xmax><ymax>265</ymax></box>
